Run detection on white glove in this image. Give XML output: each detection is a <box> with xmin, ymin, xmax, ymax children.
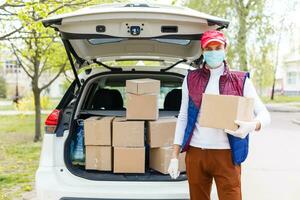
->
<box><xmin>225</xmin><ymin>120</ymin><xmax>257</xmax><ymax>139</ymax></box>
<box><xmin>168</xmin><ymin>158</ymin><xmax>180</xmax><ymax>179</ymax></box>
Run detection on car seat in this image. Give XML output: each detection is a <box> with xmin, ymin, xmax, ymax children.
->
<box><xmin>163</xmin><ymin>89</ymin><xmax>182</xmax><ymax>111</ymax></box>
<box><xmin>91</xmin><ymin>88</ymin><xmax>124</xmax><ymax>110</ymax></box>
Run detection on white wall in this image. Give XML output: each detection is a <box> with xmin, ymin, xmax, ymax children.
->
<box><xmin>283</xmin><ymin>59</ymin><xmax>300</xmax><ymax>94</ymax></box>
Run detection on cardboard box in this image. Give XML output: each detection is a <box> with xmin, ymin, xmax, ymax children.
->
<box><xmin>199</xmin><ymin>94</ymin><xmax>254</xmax><ymax>131</ymax></box>
<box><xmin>126</xmin><ymin>78</ymin><xmax>160</xmax><ymax>95</ymax></box>
<box><xmin>85</xmin><ymin>146</ymin><xmax>112</xmax><ymax>171</ymax></box>
<box><xmin>84</xmin><ymin>116</ymin><xmax>114</xmax><ymax>145</ymax></box>
<box><xmin>113</xmin><ymin>147</ymin><xmax>145</xmax><ymax>173</ymax></box>
<box><xmin>126</xmin><ymin>93</ymin><xmax>158</xmax><ymax>120</ymax></box>
<box><xmin>147</xmin><ymin>117</ymin><xmax>177</xmax><ymax>148</ymax></box>
<box><xmin>149</xmin><ymin>147</ymin><xmax>186</xmax><ymax>174</ymax></box>
<box><xmin>113</xmin><ymin>118</ymin><xmax>144</xmax><ymax>147</ymax></box>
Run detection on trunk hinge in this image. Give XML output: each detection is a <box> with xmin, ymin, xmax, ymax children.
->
<box><xmin>62</xmin><ymin>39</ymin><xmax>82</xmax><ymax>87</ymax></box>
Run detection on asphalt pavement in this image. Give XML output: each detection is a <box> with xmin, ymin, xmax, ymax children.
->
<box><xmin>241</xmin><ymin>111</ymin><xmax>300</xmax><ymax>200</ymax></box>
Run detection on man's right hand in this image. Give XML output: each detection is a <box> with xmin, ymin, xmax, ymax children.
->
<box><xmin>168</xmin><ymin>158</ymin><xmax>180</xmax><ymax>179</ymax></box>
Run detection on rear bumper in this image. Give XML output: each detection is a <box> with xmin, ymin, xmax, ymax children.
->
<box><xmin>36</xmin><ymin>166</ymin><xmax>189</xmax><ymax>200</ymax></box>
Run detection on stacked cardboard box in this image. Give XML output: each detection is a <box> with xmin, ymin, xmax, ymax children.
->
<box><xmin>147</xmin><ymin>117</ymin><xmax>177</xmax><ymax>148</ymax></box>
<box><xmin>84</xmin><ymin>116</ymin><xmax>114</xmax><ymax>171</ymax></box>
<box><xmin>110</xmin><ymin>78</ymin><xmax>161</xmax><ymax>173</ymax></box>
<box><xmin>125</xmin><ymin>78</ymin><xmax>186</xmax><ymax>175</ymax></box>
<box><xmin>84</xmin><ymin>78</ymin><xmax>186</xmax><ymax>175</ymax></box>
<box><xmin>126</xmin><ymin>78</ymin><xmax>160</xmax><ymax>120</ymax></box>
<box><xmin>147</xmin><ymin>117</ymin><xmax>186</xmax><ymax>174</ymax></box>
<box><xmin>112</xmin><ymin>118</ymin><xmax>145</xmax><ymax>173</ymax></box>
<box><xmin>150</xmin><ymin>146</ymin><xmax>186</xmax><ymax>174</ymax></box>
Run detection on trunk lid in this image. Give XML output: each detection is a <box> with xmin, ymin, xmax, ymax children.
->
<box><xmin>43</xmin><ymin>2</ymin><xmax>229</xmax><ymax>63</ymax></box>
<box><xmin>42</xmin><ymin>2</ymin><xmax>229</xmax><ymax>85</ymax></box>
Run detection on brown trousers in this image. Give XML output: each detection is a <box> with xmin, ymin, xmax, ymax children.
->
<box><xmin>185</xmin><ymin>146</ymin><xmax>242</xmax><ymax>200</ymax></box>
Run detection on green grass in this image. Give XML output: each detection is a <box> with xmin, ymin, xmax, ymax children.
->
<box><xmin>261</xmin><ymin>95</ymin><xmax>300</xmax><ymax>104</ymax></box>
<box><xmin>0</xmin><ymin>98</ymin><xmax>60</xmax><ymax>112</ymax></box>
<box><xmin>0</xmin><ymin>114</ymin><xmax>47</xmax><ymax>200</ymax></box>
<box><xmin>0</xmin><ymin>104</ymin><xmax>16</xmax><ymax>111</ymax></box>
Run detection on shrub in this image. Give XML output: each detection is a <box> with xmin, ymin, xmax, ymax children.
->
<box><xmin>16</xmin><ymin>94</ymin><xmax>55</xmax><ymax>111</ymax></box>
<box><xmin>0</xmin><ymin>76</ymin><xmax>7</xmax><ymax>98</ymax></box>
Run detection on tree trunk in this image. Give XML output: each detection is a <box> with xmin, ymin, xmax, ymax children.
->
<box><xmin>237</xmin><ymin>16</ymin><xmax>248</xmax><ymax>71</ymax></box>
<box><xmin>33</xmin><ymin>87</ymin><xmax>41</xmax><ymax>142</ymax></box>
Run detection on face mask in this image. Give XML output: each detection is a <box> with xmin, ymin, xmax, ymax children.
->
<box><xmin>203</xmin><ymin>50</ymin><xmax>225</xmax><ymax>68</ymax></box>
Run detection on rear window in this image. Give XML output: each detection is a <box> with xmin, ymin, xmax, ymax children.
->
<box><xmin>81</xmin><ymin>74</ymin><xmax>183</xmax><ymax>111</ymax></box>
<box><xmin>104</xmin><ymin>85</ymin><xmax>180</xmax><ymax>109</ymax></box>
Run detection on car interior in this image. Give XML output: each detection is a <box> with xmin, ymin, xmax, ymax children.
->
<box><xmin>80</xmin><ymin>73</ymin><xmax>184</xmax><ymax>112</ymax></box>
<box><xmin>64</xmin><ymin>72</ymin><xmax>188</xmax><ymax>181</ymax></box>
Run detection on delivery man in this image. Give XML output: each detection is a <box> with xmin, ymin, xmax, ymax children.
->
<box><xmin>168</xmin><ymin>30</ymin><xmax>271</xmax><ymax>200</ymax></box>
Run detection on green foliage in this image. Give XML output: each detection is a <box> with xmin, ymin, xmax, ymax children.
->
<box><xmin>13</xmin><ymin>1</ymin><xmax>71</xmax><ymax>79</ymax></box>
<box><xmin>16</xmin><ymin>94</ymin><xmax>57</xmax><ymax>111</ymax></box>
<box><xmin>2</xmin><ymin>0</ymin><xmax>113</xmax><ymax>142</ymax></box>
<box><xmin>250</xmin><ymin>47</ymin><xmax>274</xmax><ymax>94</ymax></box>
<box><xmin>61</xmin><ymin>79</ymin><xmax>72</xmax><ymax>94</ymax></box>
<box><xmin>0</xmin><ymin>76</ymin><xmax>6</xmax><ymax>98</ymax></box>
<box><xmin>186</xmin><ymin>0</ymin><xmax>273</xmax><ymax>72</ymax></box>
<box><xmin>249</xmin><ymin>16</ymin><xmax>275</xmax><ymax>93</ymax></box>
<box><xmin>187</xmin><ymin>0</ymin><xmax>230</xmax><ymax>17</ymax></box>
<box><xmin>261</xmin><ymin>95</ymin><xmax>300</xmax><ymax>103</ymax></box>
<box><xmin>0</xmin><ymin>114</ymin><xmax>47</xmax><ymax>199</ymax></box>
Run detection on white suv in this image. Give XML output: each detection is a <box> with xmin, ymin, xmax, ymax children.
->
<box><xmin>36</xmin><ymin>2</ymin><xmax>229</xmax><ymax>199</ymax></box>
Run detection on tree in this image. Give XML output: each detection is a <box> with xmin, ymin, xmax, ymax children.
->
<box><xmin>186</xmin><ymin>0</ymin><xmax>268</xmax><ymax>71</ymax></box>
<box><xmin>233</xmin><ymin>0</ymin><xmax>265</xmax><ymax>71</ymax></box>
<box><xmin>0</xmin><ymin>0</ymin><xmax>25</xmax><ymax>40</ymax></box>
<box><xmin>2</xmin><ymin>0</ymin><xmax>114</xmax><ymax>142</ymax></box>
<box><xmin>249</xmin><ymin>45</ymin><xmax>274</xmax><ymax>95</ymax></box>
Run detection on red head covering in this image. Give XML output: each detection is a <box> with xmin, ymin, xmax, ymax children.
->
<box><xmin>201</xmin><ymin>30</ymin><xmax>227</xmax><ymax>48</ymax></box>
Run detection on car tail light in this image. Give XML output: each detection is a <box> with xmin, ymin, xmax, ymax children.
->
<box><xmin>45</xmin><ymin>109</ymin><xmax>61</xmax><ymax>134</ymax></box>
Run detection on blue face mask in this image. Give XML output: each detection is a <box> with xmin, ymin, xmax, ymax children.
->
<box><xmin>203</xmin><ymin>50</ymin><xmax>225</xmax><ymax>68</ymax></box>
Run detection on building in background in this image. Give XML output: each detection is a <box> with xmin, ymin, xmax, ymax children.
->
<box><xmin>281</xmin><ymin>55</ymin><xmax>300</xmax><ymax>95</ymax></box>
<box><xmin>2</xmin><ymin>59</ymin><xmax>29</xmax><ymax>98</ymax></box>
<box><xmin>276</xmin><ymin>21</ymin><xmax>300</xmax><ymax>96</ymax></box>
<box><xmin>0</xmin><ymin>57</ymin><xmax>66</xmax><ymax>99</ymax></box>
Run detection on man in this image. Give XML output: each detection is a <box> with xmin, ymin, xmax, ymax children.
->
<box><xmin>168</xmin><ymin>30</ymin><xmax>271</xmax><ymax>200</ymax></box>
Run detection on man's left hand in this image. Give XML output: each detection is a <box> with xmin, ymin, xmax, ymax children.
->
<box><xmin>224</xmin><ymin>120</ymin><xmax>258</xmax><ymax>139</ymax></box>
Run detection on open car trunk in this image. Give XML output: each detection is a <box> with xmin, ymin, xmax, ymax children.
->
<box><xmin>43</xmin><ymin>2</ymin><xmax>230</xmax><ymax>181</ymax></box>
<box><xmin>63</xmin><ymin>71</ymin><xmax>187</xmax><ymax>181</ymax></box>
